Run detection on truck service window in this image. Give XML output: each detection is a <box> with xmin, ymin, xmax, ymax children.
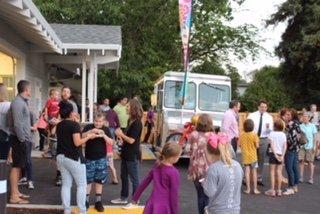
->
<box><xmin>164</xmin><ymin>80</ymin><xmax>196</xmax><ymax>110</ymax></box>
<box><xmin>199</xmin><ymin>83</ymin><xmax>230</xmax><ymax>112</ymax></box>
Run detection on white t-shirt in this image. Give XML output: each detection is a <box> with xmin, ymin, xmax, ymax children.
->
<box><xmin>0</xmin><ymin>101</ymin><xmax>11</xmax><ymax>134</ymax></box>
<box><xmin>268</xmin><ymin>131</ymin><xmax>287</xmax><ymax>155</ymax></box>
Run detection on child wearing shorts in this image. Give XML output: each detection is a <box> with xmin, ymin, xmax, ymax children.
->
<box><xmin>83</xmin><ymin>113</ymin><xmax>113</xmax><ymax>212</ymax></box>
<box><xmin>299</xmin><ymin>112</ymin><xmax>317</xmax><ymax>184</ymax></box>
<box><xmin>240</xmin><ymin>119</ymin><xmax>260</xmax><ymax>194</ymax></box>
<box><xmin>265</xmin><ymin>119</ymin><xmax>287</xmax><ymax>197</ymax></box>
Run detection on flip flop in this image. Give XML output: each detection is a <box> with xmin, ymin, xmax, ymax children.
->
<box><xmin>19</xmin><ymin>194</ymin><xmax>30</xmax><ymax>199</ymax></box>
<box><xmin>10</xmin><ymin>198</ymin><xmax>29</xmax><ymax>204</ymax></box>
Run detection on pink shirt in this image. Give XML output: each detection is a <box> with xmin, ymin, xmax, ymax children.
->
<box><xmin>221</xmin><ymin>109</ymin><xmax>239</xmax><ymax>139</ymax></box>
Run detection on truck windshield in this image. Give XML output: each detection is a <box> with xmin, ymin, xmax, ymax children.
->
<box><xmin>199</xmin><ymin>83</ymin><xmax>230</xmax><ymax>112</ymax></box>
<box><xmin>164</xmin><ymin>80</ymin><xmax>196</xmax><ymax>110</ymax></box>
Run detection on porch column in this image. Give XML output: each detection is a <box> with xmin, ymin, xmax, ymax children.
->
<box><xmin>81</xmin><ymin>58</ymin><xmax>87</xmax><ymax>123</ymax></box>
<box><xmin>94</xmin><ymin>63</ymin><xmax>98</xmax><ymax>103</ymax></box>
<box><xmin>88</xmin><ymin>55</ymin><xmax>95</xmax><ymax>122</ymax></box>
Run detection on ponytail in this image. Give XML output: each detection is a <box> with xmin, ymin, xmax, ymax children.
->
<box><xmin>218</xmin><ymin>143</ymin><xmax>233</xmax><ymax>167</ymax></box>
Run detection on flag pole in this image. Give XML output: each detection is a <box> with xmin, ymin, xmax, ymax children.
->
<box><xmin>179</xmin><ymin>0</ymin><xmax>194</xmax><ymax>127</ymax></box>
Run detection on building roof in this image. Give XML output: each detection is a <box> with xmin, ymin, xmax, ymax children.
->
<box><xmin>50</xmin><ymin>24</ymin><xmax>122</xmax><ymax>45</ymax></box>
<box><xmin>0</xmin><ymin>0</ymin><xmax>62</xmax><ymax>53</ymax></box>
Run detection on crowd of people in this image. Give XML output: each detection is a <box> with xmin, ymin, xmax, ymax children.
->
<box><xmin>0</xmin><ymin>80</ymin><xmax>319</xmax><ymax>214</ymax></box>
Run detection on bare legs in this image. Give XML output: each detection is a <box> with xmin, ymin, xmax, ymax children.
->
<box><xmin>244</xmin><ymin>166</ymin><xmax>260</xmax><ymax>194</ymax></box>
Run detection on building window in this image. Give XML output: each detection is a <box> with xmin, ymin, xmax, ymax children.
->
<box><xmin>0</xmin><ymin>51</ymin><xmax>16</xmax><ymax>100</ymax></box>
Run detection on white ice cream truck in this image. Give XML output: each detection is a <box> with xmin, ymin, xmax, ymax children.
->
<box><xmin>152</xmin><ymin>71</ymin><xmax>231</xmax><ymax>158</ymax></box>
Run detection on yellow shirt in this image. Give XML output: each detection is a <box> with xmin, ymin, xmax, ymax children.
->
<box><xmin>240</xmin><ymin>131</ymin><xmax>259</xmax><ymax>165</ymax></box>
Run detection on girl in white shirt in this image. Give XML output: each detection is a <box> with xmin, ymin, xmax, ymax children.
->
<box><xmin>265</xmin><ymin>119</ymin><xmax>287</xmax><ymax>197</ymax></box>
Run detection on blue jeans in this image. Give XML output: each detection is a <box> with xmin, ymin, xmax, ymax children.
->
<box><xmin>120</xmin><ymin>160</ymin><xmax>139</xmax><ymax>199</ymax></box>
<box><xmin>57</xmin><ymin>154</ymin><xmax>87</xmax><ymax>214</ymax></box>
<box><xmin>194</xmin><ymin>180</ymin><xmax>209</xmax><ymax>214</ymax></box>
<box><xmin>285</xmin><ymin>151</ymin><xmax>300</xmax><ymax>187</ymax></box>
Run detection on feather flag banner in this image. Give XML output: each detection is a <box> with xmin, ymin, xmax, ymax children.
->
<box><xmin>179</xmin><ymin>0</ymin><xmax>193</xmax><ymax>106</ymax></box>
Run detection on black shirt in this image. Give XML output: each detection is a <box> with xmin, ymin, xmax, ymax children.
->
<box><xmin>121</xmin><ymin>120</ymin><xmax>142</xmax><ymax>161</ymax></box>
<box><xmin>56</xmin><ymin>120</ymin><xmax>83</xmax><ymax>163</ymax></box>
<box><xmin>83</xmin><ymin>124</ymin><xmax>112</xmax><ymax>160</ymax></box>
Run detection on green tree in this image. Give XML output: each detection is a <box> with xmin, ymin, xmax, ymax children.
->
<box><xmin>267</xmin><ymin>0</ymin><xmax>320</xmax><ymax>107</ymax></box>
<box><xmin>241</xmin><ymin>66</ymin><xmax>292</xmax><ymax>112</ymax></box>
<box><xmin>35</xmin><ymin>0</ymin><xmax>260</xmax><ymax>107</ymax></box>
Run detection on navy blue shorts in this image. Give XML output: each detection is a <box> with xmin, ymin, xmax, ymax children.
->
<box><xmin>85</xmin><ymin>158</ymin><xmax>108</xmax><ymax>184</ymax></box>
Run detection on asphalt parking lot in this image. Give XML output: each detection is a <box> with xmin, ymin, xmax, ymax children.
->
<box><xmin>6</xmin><ymin>158</ymin><xmax>320</xmax><ymax>214</ymax></box>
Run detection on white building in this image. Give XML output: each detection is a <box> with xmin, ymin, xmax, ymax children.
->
<box><xmin>0</xmin><ymin>0</ymin><xmax>122</xmax><ymax>122</ymax></box>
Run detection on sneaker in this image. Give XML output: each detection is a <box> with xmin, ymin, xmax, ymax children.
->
<box><xmin>293</xmin><ymin>186</ymin><xmax>298</xmax><ymax>193</ymax></box>
<box><xmin>299</xmin><ymin>178</ymin><xmax>304</xmax><ymax>183</ymax></box>
<box><xmin>94</xmin><ymin>201</ymin><xmax>104</xmax><ymax>212</ymax></box>
<box><xmin>111</xmin><ymin>198</ymin><xmax>128</xmax><ymax>204</ymax></box>
<box><xmin>27</xmin><ymin>181</ymin><xmax>34</xmax><ymax>190</ymax></box>
<box><xmin>283</xmin><ymin>188</ymin><xmax>295</xmax><ymax>196</ymax></box>
<box><xmin>18</xmin><ymin>177</ymin><xmax>28</xmax><ymax>186</ymax></box>
<box><xmin>55</xmin><ymin>177</ymin><xmax>62</xmax><ymax>186</ymax></box>
<box><xmin>122</xmin><ymin>203</ymin><xmax>139</xmax><ymax>210</ymax></box>
<box><xmin>307</xmin><ymin>179</ymin><xmax>314</xmax><ymax>184</ymax></box>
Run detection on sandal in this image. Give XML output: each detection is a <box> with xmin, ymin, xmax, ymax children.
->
<box><xmin>265</xmin><ymin>189</ymin><xmax>276</xmax><ymax>197</ymax></box>
<box><xmin>10</xmin><ymin>198</ymin><xmax>29</xmax><ymax>204</ymax></box>
<box><xmin>111</xmin><ymin>181</ymin><xmax>119</xmax><ymax>185</ymax></box>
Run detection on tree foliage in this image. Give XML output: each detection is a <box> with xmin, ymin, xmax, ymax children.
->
<box><xmin>192</xmin><ymin>61</ymin><xmax>242</xmax><ymax>98</ymax></box>
<box><xmin>267</xmin><ymin>0</ymin><xmax>320</xmax><ymax>107</ymax></box>
<box><xmin>241</xmin><ymin>66</ymin><xmax>292</xmax><ymax>112</ymax></box>
<box><xmin>35</xmin><ymin>0</ymin><xmax>259</xmax><ymax>107</ymax></box>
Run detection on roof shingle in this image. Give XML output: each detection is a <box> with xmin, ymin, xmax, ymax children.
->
<box><xmin>50</xmin><ymin>23</ymin><xmax>121</xmax><ymax>45</ymax></box>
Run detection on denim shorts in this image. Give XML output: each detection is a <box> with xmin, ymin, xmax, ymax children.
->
<box><xmin>86</xmin><ymin>158</ymin><xmax>108</xmax><ymax>184</ymax></box>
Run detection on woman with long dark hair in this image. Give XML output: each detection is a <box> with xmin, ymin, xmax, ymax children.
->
<box><xmin>56</xmin><ymin>101</ymin><xmax>97</xmax><ymax>214</ymax></box>
<box><xmin>111</xmin><ymin>99</ymin><xmax>143</xmax><ymax>204</ymax></box>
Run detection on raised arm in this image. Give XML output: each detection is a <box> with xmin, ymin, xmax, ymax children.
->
<box><xmin>132</xmin><ymin>168</ymin><xmax>154</xmax><ymax>203</ymax></box>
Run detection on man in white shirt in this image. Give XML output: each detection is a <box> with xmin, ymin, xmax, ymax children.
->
<box><xmin>247</xmin><ymin>100</ymin><xmax>273</xmax><ymax>185</ymax></box>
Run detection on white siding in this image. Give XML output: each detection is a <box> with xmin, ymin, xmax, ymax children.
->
<box><xmin>0</xmin><ymin>17</ymin><xmax>49</xmax><ymax>116</ymax></box>
<box><xmin>25</xmin><ymin>53</ymin><xmax>49</xmax><ymax>115</ymax></box>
